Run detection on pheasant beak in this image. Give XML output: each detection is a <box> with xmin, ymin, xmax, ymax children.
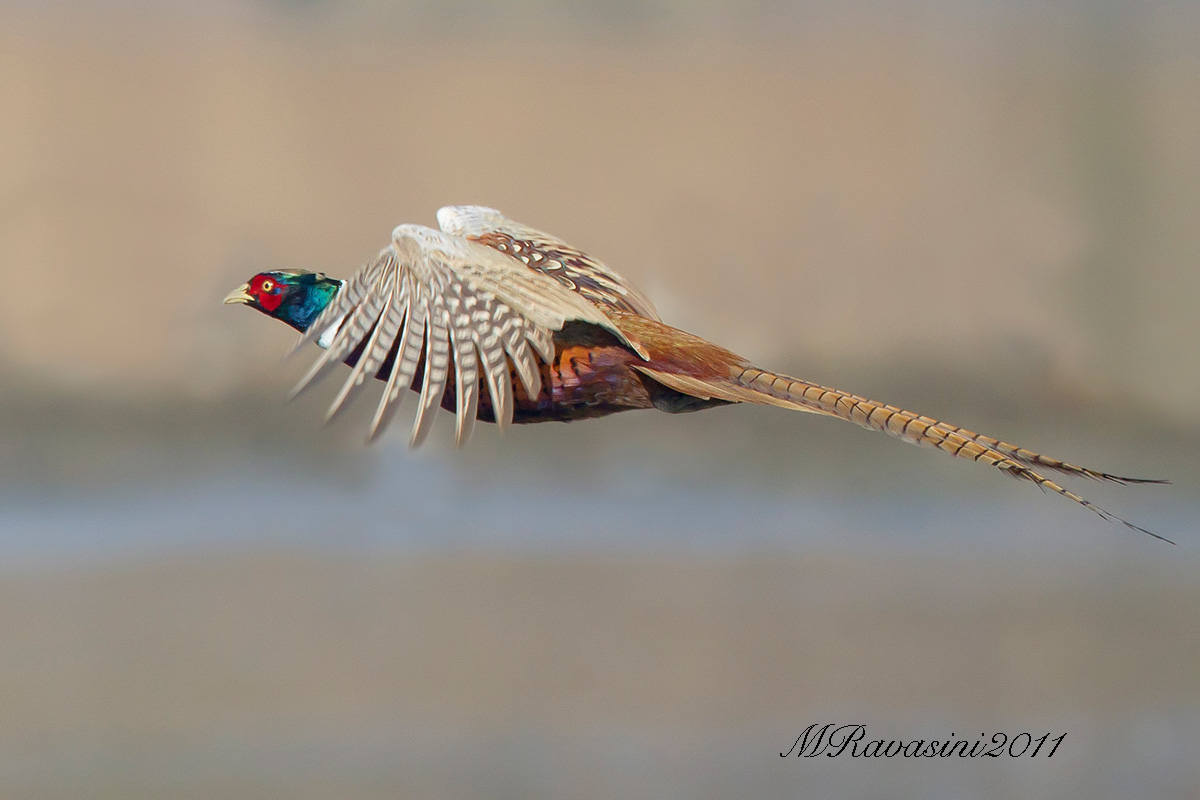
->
<box><xmin>224</xmin><ymin>283</ymin><xmax>253</xmax><ymax>305</ymax></box>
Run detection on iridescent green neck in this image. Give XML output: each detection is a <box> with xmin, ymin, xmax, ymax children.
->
<box><xmin>276</xmin><ymin>273</ymin><xmax>343</xmax><ymax>332</ymax></box>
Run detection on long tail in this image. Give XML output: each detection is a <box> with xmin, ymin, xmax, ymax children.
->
<box><xmin>632</xmin><ymin>353</ymin><xmax>1171</xmax><ymax>543</ymax></box>
<box><xmin>735</xmin><ymin>366</ymin><xmax>1171</xmax><ymax>543</ymax></box>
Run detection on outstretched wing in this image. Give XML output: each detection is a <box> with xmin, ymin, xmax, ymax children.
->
<box><xmin>289</xmin><ymin>224</ymin><xmax>639</xmax><ymax>447</ymax></box>
<box><xmin>437</xmin><ymin>205</ymin><xmax>663</xmax><ymax>321</ymax></box>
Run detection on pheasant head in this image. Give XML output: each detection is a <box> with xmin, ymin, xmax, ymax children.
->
<box><xmin>224</xmin><ymin>270</ymin><xmax>343</xmax><ymax>333</ymax></box>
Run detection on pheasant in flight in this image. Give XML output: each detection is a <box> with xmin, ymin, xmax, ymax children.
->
<box><xmin>225</xmin><ymin>205</ymin><xmax>1169</xmax><ymax>541</ymax></box>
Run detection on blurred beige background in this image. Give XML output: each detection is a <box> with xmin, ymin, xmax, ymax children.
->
<box><xmin>1</xmin><ymin>1</ymin><xmax>1197</xmax><ymax>798</ymax></box>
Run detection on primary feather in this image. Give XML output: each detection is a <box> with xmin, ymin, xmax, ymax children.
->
<box><xmin>287</xmin><ymin>222</ymin><xmax>643</xmax><ymax>448</ymax></box>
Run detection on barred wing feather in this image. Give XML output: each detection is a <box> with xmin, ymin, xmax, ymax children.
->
<box><xmin>289</xmin><ymin>224</ymin><xmax>638</xmax><ymax>446</ymax></box>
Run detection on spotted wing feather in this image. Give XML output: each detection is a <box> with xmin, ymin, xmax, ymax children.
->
<box><xmin>437</xmin><ymin>205</ymin><xmax>662</xmax><ymax>322</ymax></box>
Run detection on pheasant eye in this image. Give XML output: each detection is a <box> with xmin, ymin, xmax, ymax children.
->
<box><xmin>260</xmin><ymin>279</ymin><xmax>275</xmax><ymax>292</ymax></box>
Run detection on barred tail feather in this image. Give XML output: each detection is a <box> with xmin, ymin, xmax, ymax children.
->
<box><xmin>728</xmin><ymin>366</ymin><xmax>1173</xmax><ymax>544</ymax></box>
<box><xmin>919</xmin><ymin>421</ymin><xmax>1170</xmax><ymax>486</ymax></box>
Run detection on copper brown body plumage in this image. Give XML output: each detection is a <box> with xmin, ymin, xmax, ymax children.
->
<box><xmin>225</xmin><ymin>205</ymin><xmax>1170</xmax><ymax>542</ymax></box>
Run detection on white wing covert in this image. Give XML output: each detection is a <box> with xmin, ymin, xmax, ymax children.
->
<box><xmin>288</xmin><ymin>224</ymin><xmax>639</xmax><ymax>447</ymax></box>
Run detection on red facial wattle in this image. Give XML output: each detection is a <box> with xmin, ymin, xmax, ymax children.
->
<box><xmin>251</xmin><ymin>275</ymin><xmax>284</xmax><ymax>313</ymax></box>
